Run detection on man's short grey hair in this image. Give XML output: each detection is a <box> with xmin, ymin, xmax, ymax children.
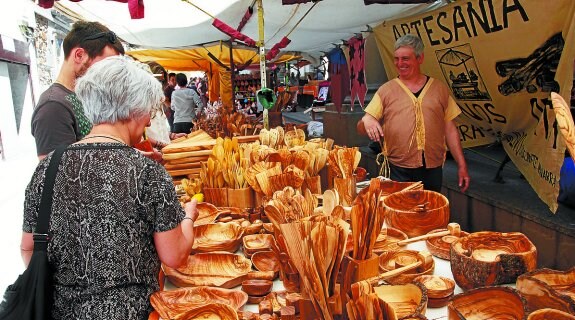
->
<box><xmin>76</xmin><ymin>55</ymin><xmax>163</xmax><ymax>125</ymax></box>
<box><xmin>395</xmin><ymin>34</ymin><xmax>424</xmax><ymax>58</ymax></box>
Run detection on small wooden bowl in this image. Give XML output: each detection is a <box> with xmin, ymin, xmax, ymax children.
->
<box><xmin>516</xmin><ymin>267</ymin><xmax>575</xmax><ymax>314</ymax></box>
<box><xmin>242</xmin><ymin>279</ymin><xmax>273</xmax><ymax>297</ymax></box>
<box><xmin>243</xmin><ymin>234</ymin><xmax>277</xmax><ymax>257</ymax></box>
<box><xmin>373</xmin><ymin>227</ymin><xmax>409</xmax><ymax>253</ymax></box>
<box><xmin>450</xmin><ymin>231</ymin><xmax>537</xmax><ymax>290</ymax></box>
<box><xmin>383</xmin><ymin>190</ymin><xmax>450</xmax><ymax>238</ymax></box>
<box><xmin>528</xmin><ymin>308</ymin><xmax>575</xmax><ymax>320</ymax></box>
<box><xmin>251</xmin><ymin>250</ymin><xmax>281</xmax><ymax>274</ymax></box>
<box><xmin>448</xmin><ymin>287</ymin><xmax>527</xmax><ymax>320</ymax></box>
<box><xmin>192</xmin><ymin>222</ymin><xmax>244</xmax><ymax>253</ymax></box>
<box><xmin>379</xmin><ymin>250</ymin><xmax>435</xmax><ymax>284</ymax></box>
<box><xmin>426</xmin><ymin>228</ymin><xmax>469</xmax><ymax>260</ymax></box>
<box><xmin>373</xmin><ymin>282</ymin><xmax>428</xmax><ymax>319</ymax></box>
<box><xmin>428</xmin><ymin>292</ymin><xmax>453</xmax><ymax>308</ymax></box>
<box><xmin>413</xmin><ymin>275</ymin><xmax>455</xmax><ymax>299</ymax></box>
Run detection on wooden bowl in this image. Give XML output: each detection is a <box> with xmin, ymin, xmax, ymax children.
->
<box><xmin>373</xmin><ymin>282</ymin><xmax>428</xmax><ymax>319</ymax></box>
<box><xmin>516</xmin><ymin>267</ymin><xmax>575</xmax><ymax>314</ymax></box>
<box><xmin>251</xmin><ymin>250</ymin><xmax>281</xmax><ymax>274</ymax></box>
<box><xmin>177</xmin><ymin>302</ymin><xmax>239</xmax><ymax>320</ymax></box>
<box><xmin>243</xmin><ymin>233</ymin><xmax>277</xmax><ymax>257</ymax></box>
<box><xmin>241</xmin><ymin>279</ymin><xmax>273</xmax><ymax>297</ymax></box>
<box><xmin>192</xmin><ymin>222</ymin><xmax>244</xmax><ymax>253</ymax></box>
<box><xmin>378</xmin><ymin>179</ymin><xmax>423</xmax><ymax>197</ymax></box>
<box><xmin>413</xmin><ymin>275</ymin><xmax>455</xmax><ymax>299</ymax></box>
<box><xmin>448</xmin><ymin>287</ymin><xmax>527</xmax><ymax>320</ymax></box>
<box><xmin>243</xmin><ymin>220</ymin><xmax>264</xmax><ymax>236</ymax></box>
<box><xmin>426</xmin><ymin>228</ymin><xmax>469</xmax><ymax>260</ymax></box>
<box><xmin>528</xmin><ymin>308</ymin><xmax>575</xmax><ymax>320</ymax></box>
<box><xmin>450</xmin><ymin>231</ymin><xmax>537</xmax><ymax>290</ymax></box>
<box><xmin>150</xmin><ymin>286</ymin><xmax>247</xmax><ymax>320</ymax></box>
<box><xmin>379</xmin><ymin>250</ymin><xmax>435</xmax><ymax>284</ymax></box>
<box><xmin>427</xmin><ymin>292</ymin><xmax>453</xmax><ymax>308</ymax></box>
<box><xmin>195</xmin><ymin>202</ymin><xmax>224</xmax><ymax>226</ymax></box>
<box><xmin>383</xmin><ymin>190</ymin><xmax>450</xmax><ymax>238</ymax></box>
<box><xmin>163</xmin><ymin>252</ymin><xmax>252</xmax><ymax>288</ymax></box>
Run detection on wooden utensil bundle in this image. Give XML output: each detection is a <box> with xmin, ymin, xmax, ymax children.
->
<box><xmin>350</xmin><ymin>179</ymin><xmax>385</xmax><ymax>260</ymax></box>
<box><xmin>327</xmin><ymin>146</ymin><xmax>361</xmax><ymax>179</ymax></box>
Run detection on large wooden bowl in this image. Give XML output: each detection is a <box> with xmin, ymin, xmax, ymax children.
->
<box><xmin>378</xmin><ymin>180</ymin><xmax>423</xmax><ymax>197</ymax></box>
<box><xmin>192</xmin><ymin>222</ymin><xmax>244</xmax><ymax>253</ymax></box>
<box><xmin>163</xmin><ymin>252</ymin><xmax>252</xmax><ymax>288</ymax></box>
<box><xmin>373</xmin><ymin>282</ymin><xmax>428</xmax><ymax>319</ymax></box>
<box><xmin>426</xmin><ymin>228</ymin><xmax>469</xmax><ymax>260</ymax></box>
<box><xmin>241</xmin><ymin>279</ymin><xmax>273</xmax><ymax>297</ymax></box>
<box><xmin>176</xmin><ymin>302</ymin><xmax>239</xmax><ymax>320</ymax></box>
<box><xmin>448</xmin><ymin>287</ymin><xmax>527</xmax><ymax>320</ymax></box>
<box><xmin>450</xmin><ymin>231</ymin><xmax>537</xmax><ymax>290</ymax></box>
<box><xmin>251</xmin><ymin>250</ymin><xmax>281</xmax><ymax>274</ymax></box>
<box><xmin>516</xmin><ymin>268</ymin><xmax>575</xmax><ymax>314</ymax></box>
<box><xmin>243</xmin><ymin>234</ymin><xmax>277</xmax><ymax>257</ymax></box>
<box><xmin>383</xmin><ymin>190</ymin><xmax>450</xmax><ymax>238</ymax></box>
<box><xmin>379</xmin><ymin>250</ymin><xmax>435</xmax><ymax>285</ymax></box>
<box><xmin>150</xmin><ymin>286</ymin><xmax>247</xmax><ymax>320</ymax></box>
<box><xmin>528</xmin><ymin>309</ymin><xmax>575</xmax><ymax>320</ymax></box>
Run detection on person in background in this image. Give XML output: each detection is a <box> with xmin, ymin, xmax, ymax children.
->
<box><xmin>357</xmin><ymin>34</ymin><xmax>470</xmax><ymax>193</ymax></box>
<box><xmin>171</xmin><ymin>73</ymin><xmax>203</xmax><ymax>134</ymax></box>
<box><xmin>31</xmin><ymin>21</ymin><xmax>124</xmax><ymax>160</ymax></box>
<box><xmin>21</xmin><ymin>56</ymin><xmax>198</xmax><ymax>319</ymax></box>
<box><xmin>164</xmin><ymin>72</ymin><xmax>176</xmax><ymax>132</ymax></box>
<box><xmin>197</xmin><ymin>76</ymin><xmax>208</xmax><ymax>108</ymax></box>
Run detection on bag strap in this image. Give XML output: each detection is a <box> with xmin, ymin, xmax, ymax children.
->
<box><xmin>34</xmin><ymin>146</ymin><xmax>66</xmax><ymax>250</ymax></box>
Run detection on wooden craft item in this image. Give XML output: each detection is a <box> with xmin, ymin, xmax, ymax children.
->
<box><xmin>450</xmin><ymin>231</ymin><xmax>537</xmax><ymax>290</ymax></box>
<box><xmin>378</xmin><ymin>250</ymin><xmax>435</xmax><ymax>284</ymax></box>
<box><xmin>373</xmin><ymin>227</ymin><xmax>409</xmax><ymax>254</ymax></box>
<box><xmin>162</xmin><ymin>149</ymin><xmax>214</xmax><ymax>161</ymax></box>
<box><xmin>228</xmin><ymin>187</ymin><xmax>254</xmax><ymax>209</ymax></box>
<box><xmin>396</xmin><ymin>222</ymin><xmax>460</xmax><ymax>246</ymax></box>
<box><xmin>426</xmin><ymin>228</ymin><xmax>470</xmax><ymax>260</ymax></box>
<box><xmin>298</xmin><ymin>286</ymin><xmax>342</xmax><ymax>320</ymax></box>
<box><xmin>516</xmin><ymin>267</ymin><xmax>575</xmax><ymax>314</ymax></box>
<box><xmin>251</xmin><ymin>250</ymin><xmax>281</xmax><ymax>274</ymax></box>
<box><xmin>150</xmin><ymin>286</ymin><xmax>247</xmax><ymax>320</ymax></box>
<box><xmin>203</xmin><ymin>187</ymin><xmax>229</xmax><ymax>207</ymax></box>
<box><xmin>383</xmin><ymin>190</ymin><xmax>450</xmax><ymax>238</ymax></box>
<box><xmin>280</xmin><ymin>306</ymin><xmax>296</xmax><ymax>320</ymax></box>
<box><xmin>243</xmin><ymin>220</ymin><xmax>264</xmax><ymax>236</ymax></box>
<box><xmin>243</xmin><ymin>234</ymin><xmax>277</xmax><ymax>257</ymax></box>
<box><xmin>372</xmin><ymin>282</ymin><xmax>428</xmax><ymax>319</ymax></box>
<box><xmin>192</xmin><ymin>222</ymin><xmax>244</xmax><ymax>253</ymax></box>
<box><xmin>242</xmin><ymin>279</ymin><xmax>273</xmax><ymax>297</ymax></box>
<box><xmin>377</xmin><ymin>179</ymin><xmax>424</xmax><ymax>199</ymax></box>
<box><xmin>303</xmin><ymin>175</ymin><xmax>322</xmax><ymax>195</ymax></box>
<box><xmin>174</xmin><ymin>302</ymin><xmax>240</xmax><ymax>320</ymax></box>
<box><xmin>528</xmin><ymin>308</ymin><xmax>575</xmax><ymax>320</ymax></box>
<box><xmin>163</xmin><ymin>252</ymin><xmax>274</xmax><ymax>288</ymax></box>
<box><xmin>195</xmin><ymin>202</ymin><xmax>224</xmax><ymax>226</ymax></box>
<box><xmin>448</xmin><ymin>287</ymin><xmax>527</xmax><ymax>320</ymax></box>
<box><xmin>413</xmin><ymin>275</ymin><xmax>455</xmax><ymax>299</ymax></box>
<box><xmin>333</xmin><ymin>176</ymin><xmax>356</xmax><ymax>207</ymax></box>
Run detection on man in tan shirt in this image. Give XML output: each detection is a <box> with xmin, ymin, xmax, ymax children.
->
<box><xmin>357</xmin><ymin>34</ymin><xmax>470</xmax><ymax>192</ymax></box>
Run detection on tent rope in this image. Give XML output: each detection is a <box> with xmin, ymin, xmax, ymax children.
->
<box><xmin>181</xmin><ymin>0</ymin><xmax>216</xmax><ymax>20</ymax></box>
<box><xmin>285</xmin><ymin>1</ymin><xmax>319</xmax><ymax>38</ymax></box>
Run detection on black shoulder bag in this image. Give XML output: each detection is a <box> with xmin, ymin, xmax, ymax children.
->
<box><xmin>0</xmin><ymin>146</ymin><xmax>65</xmax><ymax>320</ymax></box>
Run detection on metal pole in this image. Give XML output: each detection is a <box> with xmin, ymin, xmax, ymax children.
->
<box><xmin>257</xmin><ymin>0</ymin><xmax>268</xmax><ymax>129</ymax></box>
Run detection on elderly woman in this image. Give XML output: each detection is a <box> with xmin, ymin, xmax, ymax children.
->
<box><xmin>20</xmin><ymin>56</ymin><xmax>197</xmax><ymax>319</ymax></box>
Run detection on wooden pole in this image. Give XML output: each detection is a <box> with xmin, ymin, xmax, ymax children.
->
<box><xmin>257</xmin><ymin>0</ymin><xmax>269</xmax><ymax>129</ymax></box>
<box><xmin>229</xmin><ymin>40</ymin><xmax>236</xmax><ymax>110</ymax></box>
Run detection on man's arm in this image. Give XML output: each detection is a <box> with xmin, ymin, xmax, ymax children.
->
<box><xmin>357</xmin><ymin>113</ymin><xmax>384</xmax><ymax>142</ymax></box>
<box><xmin>445</xmin><ymin>120</ymin><xmax>470</xmax><ymax>192</ymax></box>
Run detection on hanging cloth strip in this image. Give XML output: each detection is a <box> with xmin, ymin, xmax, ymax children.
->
<box><xmin>182</xmin><ymin>0</ymin><xmax>257</xmax><ymax>47</ymax></box>
<box><xmin>39</xmin><ymin>0</ymin><xmax>144</xmax><ymax>19</ymax></box>
<box><xmin>348</xmin><ymin>35</ymin><xmax>368</xmax><ymax>109</ymax></box>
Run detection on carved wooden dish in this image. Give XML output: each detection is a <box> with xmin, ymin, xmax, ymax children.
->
<box><xmin>251</xmin><ymin>250</ymin><xmax>281</xmax><ymax>274</ymax></box>
<box><xmin>242</xmin><ymin>220</ymin><xmax>264</xmax><ymax>236</ymax></box>
<box><xmin>516</xmin><ymin>268</ymin><xmax>575</xmax><ymax>314</ymax></box>
<box><xmin>373</xmin><ymin>282</ymin><xmax>428</xmax><ymax>319</ymax></box>
<box><xmin>379</xmin><ymin>250</ymin><xmax>435</xmax><ymax>284</ymax></box>
<box><xmin>176</xmin><ymin>302</ymin><xmax>239</xmax><ymax>320</ymax></box>
<box><xmin>413</xmin><ymin>275</ymin><xmax>455</xmax><ymax>299</ymax></box>
<box><xmin>241</xmin><ymin>279</ymin><xmax>273</xmax><ymax>297</ymax></box>
<box><xmin>383</xmin><ymin>190</ymin><xmax>450</xmax><ymax>238</ymax></box>
<box><xmin>448</xmin><ymin>287</ymin><xmax>527</xmax><ymax>320</ymax></box>
<box><xmin>243</xmin><ymin>234</ymin><xmax>276</xmax><ymax>257</ymax></box>
<box><xmin>378</xmin><ymin>180</ymin><xmax>423</xmax><ymax>198</ymax></box>
<box><xmin>374</xmin><ymin>227</ymin><xmax>409</xmax><ymax>253</ymax></box>
<box><xmin>426</xmin><ymin>228</ymin><xmax>469</xmax><ymax>260</ymax></box>
<box><xmin>450</xmin><ymin>231</ymin><xmax>537</xmax><ymax>290</ymax></box>
<box><xmin>192</xmin><ymin>222</ymin><xmax>244</xmax><ymax>253</ymax></box>
<box><xmin>195</xmin><ymin>202</ymin><xmax>223</xmax><ymax>226</ymax></box>
<box><xmin>163</xmin><ymin>252</ymin><xmax>252</xmax><ymax>288</ymax></box>
<box><xmin>150</xmin><ymin>286</ymin><xmax>248</xmax><ymax>320</ymax></box>
<box><xmin>528</xmin><ymin>309</ymin><xmax>575</xmax><ymax>320</ymax></box>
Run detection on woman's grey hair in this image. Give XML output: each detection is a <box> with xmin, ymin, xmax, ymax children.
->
<box><xmin>395</xmin><ymin>34</ymin><xmax>424</xmax><ymax>58</ymax></box>
<box><xmin>76</xmin><ymin>55</ymin><xmax>163</xmax><ymax>125</ymax></box>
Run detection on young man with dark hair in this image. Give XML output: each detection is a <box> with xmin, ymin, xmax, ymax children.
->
<box><xmin>31</xmin><ymin>21</ymin><xmax>125</xmax><ymax>160</ymax></box>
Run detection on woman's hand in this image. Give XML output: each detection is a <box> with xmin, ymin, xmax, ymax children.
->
<box><xmin>184</xmin><ymin>199</ymin><xmax>199</xmax><ymax>222</ymax></box>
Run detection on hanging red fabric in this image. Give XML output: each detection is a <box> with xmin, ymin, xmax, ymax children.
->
<box><xmin>212</xmin><ymin>18</ymin><xmax>256</xmax><ymax>47</ymax></box>
<box><xmin>348</xmin><ymin>35</ymin><xmax>367</xmax><ymax>109</ymax></box>
<box><xmin>265</xmin><ymin>37</ymin><xmax>291</xmax><ymax>61</ymax></box>
<box><xmin>37</xmin><ymin>0</ymin><xmax>144</xmax><ymax>19</ymax></box>
<box><xmin>237</xmin><ymin>6</ymin><xmax>253</xmax><ymax>32</ymax></box>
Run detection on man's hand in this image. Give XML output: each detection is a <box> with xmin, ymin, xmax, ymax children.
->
<box><xmin>358</xmin><ymin>114</ymin><xmax>384</xmax><ymax>142</ymax></box>
<box><xmin>458</xmin><ymin>165</ymin><xmax>470</xmax><ymax>193</ymax></box>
